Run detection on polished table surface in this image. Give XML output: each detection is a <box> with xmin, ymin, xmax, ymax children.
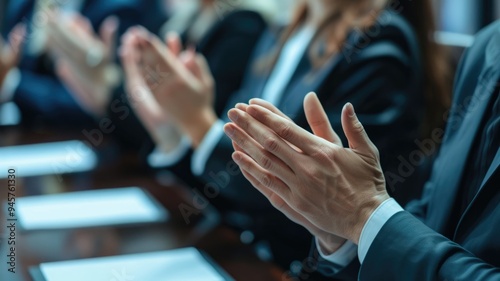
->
<box><xmin>0</xmin><ymin>126</ymin><xmax>285</xmax><ymax>281</ymax></box>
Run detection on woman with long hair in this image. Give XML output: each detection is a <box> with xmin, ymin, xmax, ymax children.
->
<box><xmin>120</xmin><ymin>0</ymin><xmax>448</xmax><ymax>271</ymax></box>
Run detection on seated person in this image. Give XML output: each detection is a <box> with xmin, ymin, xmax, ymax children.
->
<box><xmin>119</xmin><ymin>0</ymin><xmax>447</xmax><ymax>270</ymax></box>
<box><xmin>0</xmin><ymin>0</ymin><xmax>166</xmax><ymax>128</ymax></box>
<box><xmin>224</xmin><ymin>19</ymin><xmax>500</xmax><ymax>281</ymax></box>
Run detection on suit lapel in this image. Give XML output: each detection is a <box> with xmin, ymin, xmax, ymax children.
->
<box><xmin>480</xmin><ymin>148</ymin><xmax>500</xmax><ymax>189</ymax></box>
<box><xmin>278</xmin><ymin>32</ymin><xmax>361</xmax><ymax>119</ymax></box>
<box><xmin>427</xmin><ymin>64</ymin><xmax>498</xmax><ymax>233</ymax></box>
<box><xmin>452</xmin><ymin>30</ymin><xmax>500</xmax><ymax>237</ymax></box>
<box><xmin>248</xmin><ymin>30</ymin><xmax>279</xmax><ymax>100</ymax></box>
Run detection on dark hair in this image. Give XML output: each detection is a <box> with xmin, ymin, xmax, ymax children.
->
<box><xmin>393</xmin><ymin>0</ymin><xmax>452</xmax><ymax>137</ymax></box>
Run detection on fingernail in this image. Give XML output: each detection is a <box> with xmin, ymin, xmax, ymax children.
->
<box><xmin>223</xmin><ymin>125</ymin><xmax>235</xmax><ymax>138</ymax></box>
<box><xmin>228</xmin><ymin>109</ymin><xmax>239</xmax><ymax>122</ymax></box>
<box><xmin>346</xmin><ymin>103</ymin><xmax>355</xmax><ymax>117</ymax></box>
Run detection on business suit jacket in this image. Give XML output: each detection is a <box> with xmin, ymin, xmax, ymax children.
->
<box><xmin>197</xmin><ymin>10</ymin><xmax>424</xmax><ymax>269</ymax></box>
<box><xmin>5</xmin><ymin>0</ymin><xmax>164</xmax><ymax>127</ymax></box>
<box><xmin>314</xmin><ymin>20</ymin><xmax>500</xmax><ymax>281</ymax></box>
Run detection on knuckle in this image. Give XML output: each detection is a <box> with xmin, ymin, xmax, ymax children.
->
<box><xmin>260</xmin><ymin>155</ymin><xmax>273</xmax><ymax>170</ymax></box>
<box><xmin>260</xmin><ymin>174</ymin><xmax>272</xmax><ymax>188</ymax></box>
<box><xmin>352</xmin><ymin>120</ymin><xmax>365</xmax><ymax>134</ymax></box>
<box><xmin>263</xmin><ymin>137</ymin><xmax>279</xmax><ymax>153</ymax></box>
<box><xmin>278</xmin><ymin>122</ymin><xmax>293</xmax><ymax>139</ymax></box>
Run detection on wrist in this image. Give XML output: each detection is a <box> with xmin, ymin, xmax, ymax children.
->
<box><xmin>183</xmin><ymin>107</ymin><xmax>217</xmax><ymax>148</ymax></box>
<box><xmin>349</xmin><ymin>193</ymin><xmax>390</xmax><ymax>244</ymax></box>
<box><xmin>317</xmin><ymin>233</ymin><xmax>347</xmax><ymax>255</ymax></box>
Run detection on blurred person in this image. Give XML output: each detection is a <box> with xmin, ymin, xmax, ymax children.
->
<box><xmin>0</xmin><ymin>0</ymin><xmax>165</xmax><ymax>128</ymax></box>
<box><xmin>52</xmin><ymin>0</ymin><xmax>267</xmax><ymax>154</ymax></box>
<box><xmin>120</xmin><ymin>0</ymin><xmax>448</xmax><ymax>270</ymax></box>
<box><xmin>224</xmin><ymin>19</ymin><xmax>500</xmax><ymax>280</ymax></box>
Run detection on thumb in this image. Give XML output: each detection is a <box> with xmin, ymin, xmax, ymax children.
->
<box><xmin>304</xmin><ymin>92</ymin><xmax>342</xmax><ymax>146</ymax></box>
<box><xmin>341</xmin><ymin>103</ymin><xmax>378</xmax><ymax>158</ymax></box>
<box><xmin>100</xmin><ymin>16</ymin><xmax>119</xmax><ymax>60</ymax></box>
<box><xmin>165</xmin><ymin>31</ymin><xmax>182</xmax><ymax>57</ymax></box>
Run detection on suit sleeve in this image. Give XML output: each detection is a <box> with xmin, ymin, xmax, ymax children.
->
<box><xmin>13</xmin><ymin>70</ymin><xmax>95</xmax><ymax>126</ymax></box>
<box><xmin>360</xmin><ymin>212</ymin><xmax>500</xmax><ymax>280</ymax></box>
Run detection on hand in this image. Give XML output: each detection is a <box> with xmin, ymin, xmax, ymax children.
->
<box><xmin>120</xmin><ymin>29</ymin><xmax>184</xmax><ymax>152</ymax></box>
<box><xmin>0</xmin><ymin>24</ymin><xmax>25</xmax><ymax>87</ymax></box>
<box><xmin>47</xmin><ymin>12</ymin><xmax>120</xmax><ymax>117</ymax></box>
<box><xmin>233</xmin><ymin>97</ymin><xmax>347</xmax><ymax>253</ymax></box>
<box><xmin>224</xmin><ymin>92</ymin><xmax>389</xmax><ymax>243</ymax></box>
<box><xmin>119</xmin><ymin>27</ymin><xmax>216</xmax><ymax>148</ymax></box>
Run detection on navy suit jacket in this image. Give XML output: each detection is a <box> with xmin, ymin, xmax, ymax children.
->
<box><xmin>314</xmin><ymin>20</ymin><xmax>500</xmax><ymax>281</ymax></box>
<box><xmin>5</xmin><ymin>0</ymin><xmax>165</xmax><ymax>127</ymax></box>
<box><xmin>194</xmin><ymin>10</ymin><xmax>425</xmax><ymax>269</ymax></box>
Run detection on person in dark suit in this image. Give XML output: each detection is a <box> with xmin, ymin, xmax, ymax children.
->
<box><xmin>0</xmin><ymin>0</ymin><xmax>165</xmax><ymax>127</ymax></box>
<box><xmin>224</xmin><ymin>19</ymin><xmax>500</xmax><ymax>281</ymax></box>
<box><xmin>120</xmin><ymin>0</ymin><xmax>447</xmax><ymax>271</ymax></box>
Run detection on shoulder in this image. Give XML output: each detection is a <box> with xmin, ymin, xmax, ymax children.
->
<box><xmin>211</xmin><ymin>10</ymin><xmax>267</xmax><ymax>36</ymax></box>
<box><xmin>452</xmin><ymin>20</ymin><xmax>500</xmax><ymax>103</ymax></box>
<box><xmin>457</xmin><ymin>20</ymin><xmax>500</xmax><ymax>76</ymax></box>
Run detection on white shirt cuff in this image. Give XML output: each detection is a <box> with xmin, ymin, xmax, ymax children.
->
<box><xmin>316</xmin><ymin>238</ymin><xmax>358</xmax><ymax>268</ymax></box>
<box><xmin>1</xmin><ymin>68</ymin><xmax>21</xmax><ymax>103</ymax></box>
<box><xmin>147</xmin><ymin>135</ymin><xmax>191</xmax><ymax>168</ymax></box>
<box><xmin>358</xmin><ymin>198</ymin><xmax>403</xmax><ymax>263</ymax></box>
<box><xmin>191</xmin><ymin>119</ymin><xmax>225</xmax><ymax>176</ymax></box>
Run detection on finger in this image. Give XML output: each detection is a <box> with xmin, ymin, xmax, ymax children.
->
<box><xmin>245</xmin><ymin>104</ymin><xmax>324</xmax><ymax>156</ymax></box>
<box><xmin>99</xmin><ymin>16</ymin><xmax>119</xmax><ymax>60</ymax></box>
<box><xmin>304</xmin><ymin>92</ymin><xmax>342</xmax><ymax>145</ymax></box>
<box><xmin>239</xmin><ymin>167</ymin><xmax>327</xmax><ymax>237</ymax></box>
<box><xmin>249</xmin><ymin>98</ymin><xmax>292</xmax><ymax>121</ymax></box>
<box><xmin>165</xmin><ymin>31</ymin><xmax>182</xmax><ymax>57</ymax></box>
<box><xmin>185</xmin><ymin>53</ymin><xmax>213</xmax><ymax>87</ymax></box>
<box><xmin>231</xmin><ymin>151</ymin><xmax>291</xmax><ymax>201</ymax></box>
<box><xmin>7</xmin><ymin>23</ymin><xmax>26</xmax><ymax>64</ymax></box>
<box><xmin>227</xmin><ymin>108</ymin><xmax>305</xmax><ymax>169</ymax></box>
<box><xmin>72</xmin><ymin>12</ymin><xmax>93</xmax><ymax>34</ymax></box>
<box><xmin>224</xmin><ymin>122</ymin><xmax>295</xmax><ymax>182</ymax></box>
<box><xmin>55</xmin><ymin>59</ymin><xmax>96</xmax><ymax>112</ymax></box>
<box><xmin>120</xmin><ymin>44</ymin><xmax>164</xmax><ymax>127</ymax></box>
<box><xmin>341</xmin><ymin>103</ymin><xmax>377</xmax><ymax>157</ymax></box>
<box><xmin>235</xmin><ymin>103</ymin><xmax>249</xmax><ymax>112</ymax></box>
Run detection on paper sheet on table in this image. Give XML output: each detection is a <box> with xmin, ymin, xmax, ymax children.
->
<box><xmin>0</xmin><ymin>140</ymin><xmax>98</xmax><ymax>178</ymax></box>
<box><xmin>16</xmin><ymin>187</ymin><xmax>168</xmax><ymax>230</ymax></box>
<box><xmin>37</xmin><ymin>248</ymin><xmax>231</xmax><ymax>281</ymax></box>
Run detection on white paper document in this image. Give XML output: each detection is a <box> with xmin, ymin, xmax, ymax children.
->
<box><xmin>37</xmin><ymin>248</ymin><xmax>230</xmax><ymax>281</ymax></box>
<box><xmin>16</xmin><ymin>187</ymin><xmax>168</xmax><ymax>230</ymax></box>
<box><xmin>0</xmin><ymin>140</ymin><xmax>98</xmax><ymax>178</ymax></box>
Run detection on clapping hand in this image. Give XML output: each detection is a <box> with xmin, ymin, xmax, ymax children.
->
<box><xmin>47</xmin><ymin>11</ymin><xmax>120</xmax><ymax>117</ymax></box>
<box><xmin>224</xmin><ymin>93</ymin><xmax>389</xmax><ymax>244</ymax></box>
<box><xmin>120</xmin><ymin>27</ymin><xmax>216</xmax><ymax>148</ymax></box>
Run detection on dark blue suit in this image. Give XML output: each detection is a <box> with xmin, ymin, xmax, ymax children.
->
<box><xmin>4</xmin><ymin>0</ymin><xmax>166</xmax><ymax>127</ymax></box>
<box><xmin>314</xmin><ymin>20</ymin><xmax>500</xmax><ymax>281</ymax></box>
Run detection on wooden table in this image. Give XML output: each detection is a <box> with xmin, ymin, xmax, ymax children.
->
<box><xmin>0</xmin><ymin>126</ymin><xmax>285</xmax><ymax>281</ymax></box>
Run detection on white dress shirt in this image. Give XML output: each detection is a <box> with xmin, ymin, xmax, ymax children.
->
<box><xmin>318</xmin><ymin>198</ymin><xmax>404</xmax><ymax>271</ymax></box>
